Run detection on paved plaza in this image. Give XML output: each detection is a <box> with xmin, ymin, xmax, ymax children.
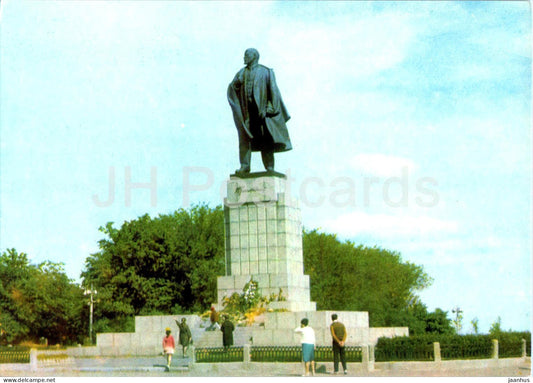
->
<box><xmin>1</xmin><ymin>356</ymin><xmax>530</xmax><ymax>378</ymax></box>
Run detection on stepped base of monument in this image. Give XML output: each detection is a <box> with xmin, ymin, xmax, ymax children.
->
<box><xmin>266</xmin><ymin>300</ymin><xmax>317</xmax><ymax>312</ymax></box>
<box><xmin>93</xmin><ymin>312</ymin><xmax>409</xmax><ymax>355</ymax></box>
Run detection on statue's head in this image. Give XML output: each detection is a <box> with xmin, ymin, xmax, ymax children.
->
<box><xmin>244</xmin><ymin>48</ymin><xmax>260</xmax><ymax>66</ymax></box>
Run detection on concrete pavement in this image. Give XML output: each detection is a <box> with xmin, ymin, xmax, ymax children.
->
<box><xmin>0</xmin><ymin>356</ymin><xmax>530</xmax><ymax>377</ymax></box>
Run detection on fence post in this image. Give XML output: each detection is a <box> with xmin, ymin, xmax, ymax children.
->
<box><xmin>522</xmin><ymin>339</ymin><xmax>527</xmax><ymax>358</ymax></box>
<box><xmin>30</xmin><ymin>348</ymin><xmax>38</xmax><ymax>371</ymax></box>
<box><xmin>189</xmin><ymin>345</ymin><xmax>196</xmax><ymax>363</ymax></box>
<box><xmin>362</xmin><ymin>344</ymin><xmax>370</xmax><ymax>371</ymax></box>
<box><xmin>492</xmin><ymin>339</ymin><xmax>499</xmax><ymax>360</ymax></box>
<box><xmin>368</xmin><ymin>344</ymin><xmax>375</xmax><ymax>371</ymax></box>
<box><xmin>243</xmin><ymin>344</ymin><xmax>251</xmax><ymax>363</ymax></box>
<box><xmin>433</xmin><ymin>342</ymin><xmax>441</xmax><ymax>363</ymax></box>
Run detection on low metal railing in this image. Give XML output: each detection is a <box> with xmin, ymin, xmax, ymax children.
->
<box><xmin>195</xmin><ymin>346</ymin><xmax>244</xmax><ymax>363</ymax></box>
<box><xmin>0</xmin><ymin>347</ymin><xmax>30</xmax><ymax>364</ymax></box>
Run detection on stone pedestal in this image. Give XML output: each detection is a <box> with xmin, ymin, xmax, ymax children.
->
<box><xmin>91</xmin><ymin>172</ymin><xmax>410</xmax><ymax>355</ymax></box>
<box><xmin>216</xmin><ymin>172</ymin><xmax>316</xmax><ymax>312</ymax></box>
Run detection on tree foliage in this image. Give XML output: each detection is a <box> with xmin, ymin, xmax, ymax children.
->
<box><xmin>471</xmin><ymin>317</ymin><xmax>480</xmax><ymax>334</ymax></box>
<box><xmin>0</xmin><ymin>249</ymin><xmax>85</xmax><ymax>345</ymax></box>
<box><xmin>489</xmin><ymin>316</ymin><xmax>503</xmax><ymax>336</ymax></box>
<box><xmin>402</xmin><ymin>301</ymin><xmax>456</xmax><ymax>335</ymax></box>
<box><xmin>423</xmin><ymin>308</ymin><xmax>455</xmax><ymax>335</ymax></box>
<box><xmin>0</xmin><ymin>206</ymin><xmax>512</xmax><ymax>343</ymax></box>
<box><xmin>82</xmin><ymin>207</ymin><xmax>440</xmax><ymax>334</ymax></box>
<box><xmin>81</xmin><ymin>204</ymin><xmax>225</xmax><ymax>332</ymax></box>
<box><xmin>302</xmin><ymin>229</ymin><xmax>433</xmax><ymax>328</ymax></box>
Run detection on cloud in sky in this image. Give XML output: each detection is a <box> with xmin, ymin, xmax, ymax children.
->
<box><xmin>323</xmin><ymin>211</ymin><xmax>458</xmax><ymax>238</ymax></box>
<box><xmin>348</xmin><ymin>153</ymin><xmax>418</xmax><ymax>178</ymax></box>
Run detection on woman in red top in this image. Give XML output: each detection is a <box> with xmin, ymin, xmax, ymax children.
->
<box><xmin>162</xmin><ymin>327</ymin><xmax>175</xmax><ymax>370</ymax></box>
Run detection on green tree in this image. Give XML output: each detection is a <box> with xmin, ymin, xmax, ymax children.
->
<box><xmin>471</xmin><ymin>317</ymin><xmax>479</xmax><ymax>334</ymax></box>
<box><xmin>424</xmin><ymin>308</ymin><xmax>454</xmax><ymax>334</ymax></box>
<box><xmin>403</xmin><ymin>299</ymin><xmax>431</xmax><ymax>335</ymax></box>
<box><xmin>34</xmin><ymin>261</ymin><xmax>86</xmax><ymax>344</ymax></box>
<box><xmin>0</xmin><ymin>249</ymin><xmax>85</xmax><ymax>345</ymax></box>
<box><xmin>489</xmin><ymin>316</ymin><xmax>502</xmax><ymax>336</ymax></box>
<box><xmin>81</xmin><ymin>204</ymin><xmax>225</xmax><ymax>332</ymax></box>
<box><xmin>396</xmin><ymin>301</ymin><xmax>455</xmax><ymax>335</ymax></box>
<box><xmin>82</xmin><ymin>211</ymin><xmax>440</xmax><ymax>334</ymax></box>
<box><xmin>451</xmin><ymin>306</ymin><xmax>464</xmax><ymax>334</ymax></box>
<box><xmin>302</xmin><ymin>229</ymin><xmax>432</xmax><ymax>328</ymax></box>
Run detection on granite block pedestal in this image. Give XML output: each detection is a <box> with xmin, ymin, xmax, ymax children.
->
<box><xmin>216</xmin><ymin>172</ymin><xmax>316</xmax><ymax>312</ymax></box>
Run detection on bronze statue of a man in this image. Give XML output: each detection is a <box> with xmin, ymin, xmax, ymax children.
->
<box><xmin>227</xmin><ymin>48</ymin><xmax>292</xmax><ymax>176</ymax></box>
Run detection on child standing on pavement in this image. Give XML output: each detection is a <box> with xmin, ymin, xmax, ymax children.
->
<box><xmin>162</xmin><ymin>327</ymin><xmax>175</xmax><ymax>371</ymax></box>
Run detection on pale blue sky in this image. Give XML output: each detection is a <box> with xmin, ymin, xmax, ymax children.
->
<box><xmin>1</xmin><ymin>1</ymin><xmax>531</xmax><ymax>333</ymax></box>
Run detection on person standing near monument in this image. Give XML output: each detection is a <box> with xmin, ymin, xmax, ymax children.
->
<box><xmin>220</xmin><ymin>315</ymin><xmax>235</xmax><ymax>349</ymax></box>
<box><xmin>294</xmin><ymin>318</ymin><xmax>316</xmax><ymax>376</ymax></box>
<box><xmin>330</xmin><ymin>313</ymin><xmax>348</xmax><ymax>374</ymax></box>
<box><xmin>162</xmin><ymin>327</ymin><xmax>175</xmax><ymax>371</ymax></box>
<box><xmin>175</xmin><ymin>318</ymin><xmax>192</xmax><ymax>357</ymax></box>
<box><xmin>207</xmin><ymin>306</ymin><xmax>220</xmax><ymax>331</ymax></box>
<box><xmin>227</xmin><ymin>48</ymin><xmax>292</xmax><ymax>175</ymax></box>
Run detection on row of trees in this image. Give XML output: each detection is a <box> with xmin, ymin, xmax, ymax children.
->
<box><xmin>81</xmin><ymin>205</ymin><xmax>454</xmax><ymax>334</ymax></box>
<box><xmin>303</xmin><ymin>229</ymin><xmax>440</xmax><ymax>331</ymax></box>
<box><xmin>81</xmin><ymin>205</ymin><xmax>225</xmax><ymax>333</ymax></box>
<box><xmin>0</xmin><ymin>249</ymin><xmax>86</xmax><ymax>345</ymax></box>
<box><xmin>1</xmin><ymin>204</ymin><xmax>493</xmax><ymax>343</ymax></box>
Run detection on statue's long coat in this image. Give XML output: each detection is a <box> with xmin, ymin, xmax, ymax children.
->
<box><xmin>227</xmin><ymin>65</ymin><xmax>292</xmax><ymax>152</ymax></box>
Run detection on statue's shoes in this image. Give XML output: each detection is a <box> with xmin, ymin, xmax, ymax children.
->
<box><xmin>235</xmin><ymin>167</ymin><xmax>250</xmax><ymax>176</ymax></box>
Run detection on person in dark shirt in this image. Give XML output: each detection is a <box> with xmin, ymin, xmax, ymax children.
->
<box><xmin>220</xmin><ymin>315</ymin><xmax>235</xmax><ymax>349</ymax></box>
<box><xmin>330</xmin><ymin>313</ymin><xmax>347</xmax><ymax>374</ymax></box>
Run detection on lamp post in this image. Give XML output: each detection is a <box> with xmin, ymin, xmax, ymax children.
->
<box><xmin>84</xmin><ymin>285</ymin><xmax>97</xmax><ymax>344</ymax></box>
